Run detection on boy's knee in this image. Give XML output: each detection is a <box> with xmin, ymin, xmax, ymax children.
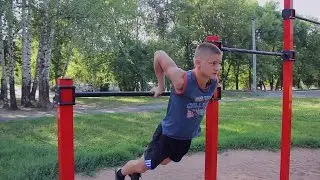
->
<box><xmin>131</xmin><ymin>159</ymin><xmax>148</xmax><ymax>173</ymax></box>
<box><xmin>160</xmin><ymin>158</ymin><xmax>171</xmax><ymax>165</ymax></box>
<box><xmin>160</xmin><ymin>161</ymin><xmax>170</xmax><ymax>165</ymax></box>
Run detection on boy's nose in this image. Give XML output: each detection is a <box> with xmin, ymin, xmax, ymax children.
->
<box><xmin>214</xmin><ymin>65</ymin><xmax>221</xmax><ymax>71</ymax></box>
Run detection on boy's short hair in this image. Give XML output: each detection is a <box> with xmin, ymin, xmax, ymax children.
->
<box><xmin>194</xmin><ymin>42</ymin><xmax>222</xmax><ymax>58</ymax></box>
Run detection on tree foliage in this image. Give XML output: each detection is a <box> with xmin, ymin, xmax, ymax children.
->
<box><xmin>1</xmin><ymin>0</ymin><xmax>320</xmax><ymax>109</ymax></box>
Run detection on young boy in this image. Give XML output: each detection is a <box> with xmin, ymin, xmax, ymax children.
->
<box><xmin>115</xmin><ymin>42</ymin><xmax>222</xmax><ymax>180</ymax></box>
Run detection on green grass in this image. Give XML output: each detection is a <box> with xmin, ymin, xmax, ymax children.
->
<box><xmin>75</xmin><ymin>91</ymin><xmax>254</xmax><ymax>107</ymax></box>
<box><xmin>76</xmin><ymin>96</ymin><xmax>169</xmax><ymax>108</ymax></box>
<box><xmin>0</xmin><ymin>98</ymin><xmax>319</xmax><ymax>179</ymax></box>
<box><xmin>221</xmin><ymin>90</ymin><xmax>256</xmax><ymax>98</ymax></box>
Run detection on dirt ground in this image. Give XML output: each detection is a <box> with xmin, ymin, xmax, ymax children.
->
<box><xmin>76</xmin><ymin>148</ymin><xmax>320</xmax><ymax>180</ymax></box>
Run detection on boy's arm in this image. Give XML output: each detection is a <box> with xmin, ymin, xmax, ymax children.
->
<box><xmin>153</xmin><ymin>50</ymin><xmax>185</xmax><ymax>96</ymax></box>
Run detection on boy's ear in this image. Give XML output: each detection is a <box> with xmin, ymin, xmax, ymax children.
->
<box><xmin>194</xmin><ymin>58</ymin><xmax>201</xmax><ymax>67</ymax></box>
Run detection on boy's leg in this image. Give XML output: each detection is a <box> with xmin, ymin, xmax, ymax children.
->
<box><xmin>115</xmin><ymin>155</ymin><xmax>147</xmax><ymax>180</ymax></box>
<box><xmin>121</xmin><ymin>156</ymin><xmax>172</xmax><ymax>174</ymax></box>
<box><xmin>120</xmin><ymin>156</ymin><xmax>171</xmax><ymax>175</ymax></box>
<box><xmin>120</xmin><ymin>155</ymin><xmax>148</xmax><ymax>175</ymax></box>
<box><xmin>115</xmin><ymin>123</ymin><xmax>170</xmax><ymax>179</ymax></box>
<box><xmin>168</xmin><ymin>137</ymin><xmax>192</xmax><ymax>163</ymax></box>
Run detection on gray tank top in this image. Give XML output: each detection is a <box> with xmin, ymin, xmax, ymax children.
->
<box><xmin>161</xmin><ymin>70</ymin><xmax>217</xmax><ymax>140</ymax></box>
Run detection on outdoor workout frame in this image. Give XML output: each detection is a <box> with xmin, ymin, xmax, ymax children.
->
<box><xmin>205</xmin><ymin>1</ymin><xmax>296</xmax><ymax>179</ymax></box>
<box><xmin>56</xmin><ymin>0</ymin><xmax>310</xmax><ymax>179</ymax></box>
<box><xmin>56</xmin><ymin>79</ymin><xmax>221</xmax><ymax>180</ymax></box>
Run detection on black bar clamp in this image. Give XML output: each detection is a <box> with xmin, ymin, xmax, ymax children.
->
<box><xmin>205</xmin><ymin>39</ymin><xmax>222</xmax><ymax>50</ymax></box>
<box><xmin>55</xmin><ymin>85</ymin><xmax>76</xmax><ymax>106</ymax></box>
<box><xmin>282</xmin><ymin>9</ymin><xmax>295</xmax><ymax>20</ymax></box>
<box><xmin>212</xmin><ymin>86</ymin><xmax>222</xmax><ymax>101</ymax></box>
<box><xmin>282</xmin><ymin>50</ymin><xmax>295</xmax><ymax>61</ymax></box>
<box><xmin>213</xmin><ymin>41</ymin><xmax>222</xmax><ymax>50</ymax></box>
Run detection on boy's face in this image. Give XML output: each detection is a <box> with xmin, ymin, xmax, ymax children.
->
<box><xmin>197</xmin><ymin>53</ymin><xmax>222</xmax><ymax>80</ymax></box>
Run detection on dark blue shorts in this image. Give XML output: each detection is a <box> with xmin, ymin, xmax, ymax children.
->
<box><xmin>144</xmin><ymin>124</ymin><xmax>191</xmax><ymax>170</ymax></box>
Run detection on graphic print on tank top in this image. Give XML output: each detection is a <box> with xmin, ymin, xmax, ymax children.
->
<box><xmin>186</xmin><ymin>95</ymin><xmax>213</xmax><ymax>118</ymax></box>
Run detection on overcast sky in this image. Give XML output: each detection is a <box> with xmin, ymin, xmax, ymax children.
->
<box><xmin>257</xmin><ymin>0</ymin><xmax>320</xmax><ymax>18</ymax></box>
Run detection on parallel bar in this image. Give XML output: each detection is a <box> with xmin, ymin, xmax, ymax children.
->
<box><xmin>75</xmin><ymin>91</ymin><xmax>170</xmax><ymax>97</ymax></box>
<box><xmin>57</xmin><ymin>79</ymin><xmax>74</xmax><ymax>180</ymax></box>
<box><xmin>296</xmin><ymin>15</ymin><xmax>320</xmax><ymax>25</ymax></box>
<box><xmin>280</xmin><ymin>0</ymin><xmax>294</xmax><ymax>180</ymax></box>
<box><xmin>221</xmin><ymin>47</ymin><xmax>283</xmax><ymax>56</ymax></box>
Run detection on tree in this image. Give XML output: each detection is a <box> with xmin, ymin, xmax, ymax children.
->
<box><xmin>296</xmin><ymin>24</ymin><xmax>320</xmax><ymax>89</ymax></box>
<box><xmin>255</xmin><ymin>1</ymin><xmax>283</xmax><ymax>90</ymax></box>
<box><xmin>7</xmin><ymin>0</ymin><xmax>18</xmax><ymax>109</ymax></box>
<box><xmin>0</xmin><ymin>5</ymin><xmax>9</xmax><ymax>108</ymax></box>
<box><xmin>194</xmin><ymin>0</ymin><xmax>257</xmax><ymax>90</ymax></box>
<box><xmin>29</xmin><ymin>0</ymin><xmax>58</xmax><ymax>108</ymax></box>
<box><xmin>38</xmin><ymin>0</ymin><xmax>57</xmax><ymax>108</ymax></box>
<box><xmin>21</xmin><ymin>0</ymin><xmax>33</xmax><ymax>107</ymax></box>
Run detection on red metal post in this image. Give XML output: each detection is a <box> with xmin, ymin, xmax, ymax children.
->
<box><xmin>205</xmin><ymin>35</ymin><xmax>220</xmax><ymax>180</ymax></box>
<box><xmin>57</xmin><ymin>78</ymin><xmax>74</xmax><ymax>180</ymax></box>
<box><xmin>281</xmin><ymin>0</ymin><xmax>294</xmax><ymax>180</ymax></box>
<box><xmin>205</xmin><ymin>87</ymin><xmax>220</xmax><ymax>180</ymax></box>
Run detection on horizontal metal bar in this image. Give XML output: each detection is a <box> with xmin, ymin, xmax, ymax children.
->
<box><xmin>75</xmin><ymin>91</ymin><xmax>170</xmax><ymax>97</ymax></box>
<box><xmin>295</xmin><ymin>15</ymin><xmax>320</xmax><ymax>25</ymax></box>
<box><xmin>221</xmin><ymin>47</ymin><xmax>283</xmax><ymax>56</ymax></box>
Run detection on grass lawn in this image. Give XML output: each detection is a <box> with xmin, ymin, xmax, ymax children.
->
<box><xmin>74</xmin><ymin>91</ymin><xmax>255</xmax><ymax>108</ymax></box>
<box><xmin>0</xmin><ymin>97</ymin><xmax>319</xmax><ymax>180</ymax></box>
<box><xmin>76</xmin><ymin>96</ymin><xmax>169</xmax><ymax>108</ymax></box>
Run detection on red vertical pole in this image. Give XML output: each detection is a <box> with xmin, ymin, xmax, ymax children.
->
<box><xmin>57</xmin><ymin>78</ymin><xmax>74</xmax><ymax>180</ymax></box>
<box><xmin>205</xmin><ymin>35</ymin><xmax>220</xmax><ymax>180</ymax></box>
<box><xmin>281</xmin><ymin>0</ymin><xmax>294</xmax><ymax>180</ymax></box>
<box><xmin>205</xmin><ymin>96</ymin><xmax>219</xmax><ymax>180</ymax></box>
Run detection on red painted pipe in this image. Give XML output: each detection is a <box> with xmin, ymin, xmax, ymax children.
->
<box><xmin>280</xmin><ymin>0</ymin><xmax>294</xmax><ymax>180</ymax></box>
<box><xmin>57</xmin><ymin>78</ymin><xmax>75</xmax><ymax>180</ymax></box>
<box><xmin>205</xmin><ymin>35</ymin><xmax>220</xmax><ymax>180</ymax></box>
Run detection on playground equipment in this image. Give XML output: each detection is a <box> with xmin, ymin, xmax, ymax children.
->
<box><xmin>56</xmin><ymin>0</ymin><xmax>319</xmax><ymax>179</ymax></box>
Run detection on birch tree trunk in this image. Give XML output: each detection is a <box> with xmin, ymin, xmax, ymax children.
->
<box><xmin>30</xmin><ymin>0</ymin><xmax>48</xmax><ymax>102</ymax></box>
<box><xmin>36</xmin><ymin>29</ymin><xmax>48</xmax><ymax>108</ymax></box>
<box><xmin>37</xmin><ymin>0</ymin><xmax>58</xmax><ymax>109</ymax></box>
<box><xmin>38</xmin><ymin>24</ymin><xmax>54</xmax><ymax>108</ymax></box>
<box><xmin>0</xmin><ymin>13</ymin><xmax>9</xmax><ymax>108</ymax></box>
<box><xmin>8</xmin><ymin>0</ymin><xmax>17</xmax><ymax>110</ymax></box>
<box><xmin>29</xmin><ymin>31</ymin><xmax>43</xmax><ymax>101</ymax></box>
<box><xmin>21</xmin><ymin>0</ymin><xmax>32</xmax><ymax>107</ymax></box>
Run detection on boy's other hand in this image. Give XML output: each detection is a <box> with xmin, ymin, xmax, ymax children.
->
<box><xmin>151</xmin><ymin>86</ymin><xmax>164</xmax><ymax>98</ymax></box>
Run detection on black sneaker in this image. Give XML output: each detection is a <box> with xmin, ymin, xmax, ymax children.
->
<box><xmin>129</xmin><ymin>173</ymin><xmax>142</xmax><ymax>180</ymax></box>
<box><xmin>115</xmin><ymin>168</ymin><xmax>125</xmax><ymax>180</ymax></box>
